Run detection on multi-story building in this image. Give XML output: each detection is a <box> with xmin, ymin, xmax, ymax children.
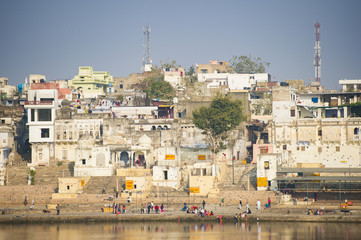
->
<box><xmin>197</xmin><ymin>72</ymin><xmax>270</xmax><ymax>90</ymax></box>
<box><xmin>257</xmin><ymin>86</ymin><xmax>361</xmax><ymax>191</ymax></box>
<box><xmin>24</xmin><ymin>89</ymin><xmax>59</xmax><ymax>166</ymax></box>
<box><xmin>163</xmin><ymin>67</ymin><xmax>185</xmax><ymax>88</ymax></box>
<box><xmin>68</xmin><ymin>66</ymin><xmax>114</xmax><ymax>98</ymax></box>
<box><xmin>196</xmin><ymin>60</ymin><xmax>233</xmax><ymax>75</ymax></box>
<box><xmin>339</xmin><ymin>79</ymin><xmax>361</xmax><ymax>92</ymax></box>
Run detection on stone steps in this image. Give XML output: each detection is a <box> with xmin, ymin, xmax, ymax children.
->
<box><xmin>217</xmin><ymin>164</ymin><xmax>256</xmax><ymax>191</ymax></box>
<box><xmin>6</xmin><ymin>163</ymin><xmax>74</xmax><ymax>186</ymax></box>
<box><xmin>82</xmin><ymin>176</ymin><xmax>118</xmax><ymax>195</ymax></box>
<box><xmin>215</xmin><ymin>190</ymin><xmax>278</xmax><ymax>206</ymax></box>
<box><xmin>0</xmin><ymin>184</ymin><xmax>56</xmax><ymax>205</ymax></box>
<box><xmin>6</xmin><ymin>166</ymin><xmax>29</xmax><ymax>185</ymax></box>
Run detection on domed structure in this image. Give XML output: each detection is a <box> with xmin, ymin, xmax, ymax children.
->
<box><xmin>61</xmin><ymin>99</ymin><xmax>70</xmax><ymax>107</ymax></box>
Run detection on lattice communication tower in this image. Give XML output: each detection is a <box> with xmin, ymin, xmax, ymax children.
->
<box><xmin>314</xmin><ymin>22</ymin><xmax>321</xmax><ymax>82</ymax></box>
<box><xmin>142</xmin><ymin>25</ymin><xmax>152</xmax><ymax>71</ymax></box>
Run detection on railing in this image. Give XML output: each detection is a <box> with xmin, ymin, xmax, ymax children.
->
<box><xmin>24</xmin><ymin>101</ymin><xmax>53</xmax><ymax>105</ymax></box>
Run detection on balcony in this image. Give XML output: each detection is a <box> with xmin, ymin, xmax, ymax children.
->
<box><xmin>24</xmin><ymin>101</ymin><xmax>53</xmax><ymax>106</ymax></box>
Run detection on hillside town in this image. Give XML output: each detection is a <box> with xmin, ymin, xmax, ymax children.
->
<box><xmin>1</xmin><ymin>58</ymin><xmax>361</xmax><ymax>212</ymax></box>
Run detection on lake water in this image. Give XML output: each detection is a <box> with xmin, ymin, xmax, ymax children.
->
<box><xmin>0</xmin><ymin>221</ymin><xmax>360</xmax><ymax>240</ymax></box>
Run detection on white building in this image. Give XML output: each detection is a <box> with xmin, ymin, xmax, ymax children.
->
<box><xmin>163</xmin><ymin>67</ymin><xmax>185</xmax><ymax>88</ymax></box>
<box><xmin>197</xmin><ymin>73</ymin><xmax>270</xmax><ymax>90</ymax></box>
<box><xmin>257</xmin><ymin>87</ymin><xmax>361</xmax><ymax>190</ymax></box>
<box><xmin>25</xmin><ymin>89</ymin><xmax>59</xmax><ymax>166</ymax></box>
<box><xmin>74</xmin><ymin>136</ymin><xmax>112</xmax><ymax>177</ymax></box>
<box><xmin>339</xmin><ymin>79</ymin><xmax>361</xmax><ymax>92</ymax></box>
<box><xmin>54</xmin><ymin>119</ymin><xmax>103</xmax><ymax>162</ymax></box>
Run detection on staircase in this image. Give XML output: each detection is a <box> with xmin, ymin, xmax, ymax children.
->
<box><xmin>217</xmin><ymin>162</ymin><xmax>256</xmax><ymax>191</ymax></box>
<box><xmin>0</xmin><ymin>184</ymin><xmax>56</xmax><ymax>206</ymax></box>
<box><xmin>6</xmin><ymin>165</ymin><xmax>30</xmax><ymax>185</ymax></box>
<box><xmin>34</xmin><ymin>163</ymin><xmax>73</xmax><ymax>185</ymax></box>
<box><xmin>6</xmin><ymin>162</ymin><xmax>74</xmax><ymax>186</ymax></box>
<box><xmin>82</xmin><ymin>176</ymin><xmax>118</xmax><ymax>195</ymax></box>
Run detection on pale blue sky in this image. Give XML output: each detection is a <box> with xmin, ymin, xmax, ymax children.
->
<box><xmin>1</xmin><ymin>0</ymin><xmax>360</xmax><ymax>90</ymax></box>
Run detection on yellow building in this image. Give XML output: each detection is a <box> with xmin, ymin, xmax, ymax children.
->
<box><xmin>68</xmin><ymin>66</ymin><xmax>114</xmax><ymax>98</ymax></box>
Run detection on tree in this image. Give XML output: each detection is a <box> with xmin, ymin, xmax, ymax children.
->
<box><xmin>140</xmin><ymin>68</ymin><xmax>175</xmax><ymax>100</ymax></box>
<box><xmin>192</xmin><ymin>95</ymin><xmax>246</xmax><ymax>166</ymax></box>
<box><xmin>160</xmin><ymin>58</ymin><xmax>179</xmax><ymax>69</ymax></box>
<box><xmin>145</xmin><ymin>80</ymin><xmax>175</xmax><ymax>100</ymax></box>
<box><xmin>229</xmin><ymin>55</ymin><xmax>270</xmax><ymax>73</ymax></box>
<box><xmin>186</xmin><ymin>65</ymin><xmax>195</xmax><ymax>76</ymax></box>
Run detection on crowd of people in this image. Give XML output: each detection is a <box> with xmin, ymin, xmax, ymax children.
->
<box><xmin>182</xmin><ymin>201</ymin><xmax>215</xmax><ymax>217</ymax></box>
<box><xmin>140</xmin><ymin>201</ymin><xmax>165</xmax><ymax>214</ymax></box>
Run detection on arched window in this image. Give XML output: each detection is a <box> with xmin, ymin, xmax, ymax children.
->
<box><xmin>354</xmin><ymin>128</ymin><xmax>359</xmax><ymax>135</ymax></box>
<box><xmin>152</xmin><ymin>126</ymin><xmax>156</xmax><ymax>131</ymax></box>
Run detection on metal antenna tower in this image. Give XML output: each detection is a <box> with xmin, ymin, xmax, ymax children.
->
<box><xmin>142</xmin><ymin>24</ymin><xmax>152</xmax><ymax>72</ymax></box>
<box><xmin>314</xmin><ymin>22</ymin><xmax>321</xmax><ymax>83</ymax></box>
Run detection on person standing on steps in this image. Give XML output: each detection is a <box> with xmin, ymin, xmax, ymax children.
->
<box><xmin>56</xmin><ymin>204</ymin><xmax>60</xmax><ymax>215</ymax></box>
<box><xmin>202</xmin><ymin>200</ymin><xmax>206</xmax><ymax>209</ymax></box>
<box><xmin>257</xmin><ymin>199</ymin><xmax>261</xmax><ymax>210</ymax></box>
<box><xmin>239</xmin><ymin>199</ymin><xmax>242</xmax><ymax>210</ymax></box>
<box><xmin>268</xmin><ymin>197</ymin><xmax>271</xmax><ymax>208</ymax></box>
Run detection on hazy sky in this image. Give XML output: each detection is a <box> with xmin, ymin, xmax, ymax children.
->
<box><xmin>1</xmin><ymin>0</ymin><xmax>361</xmax><ymax>90</ymax></box>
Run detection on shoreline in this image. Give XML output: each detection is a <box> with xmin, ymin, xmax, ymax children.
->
<box><xmin>1</xmin><ymin>211</ymin><xmax>360</xmax><ymax>224</ymax></box>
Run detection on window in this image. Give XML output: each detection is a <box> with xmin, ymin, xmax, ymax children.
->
<box><xmin>67</xmin><ymin>186</ymin><xmax>70</xmax><ymax>190</ymax></box>
<box><xmin>38</xmin><ymin>109</ymin><xmax>51</xmax><ymax>121</ymax></box>
<box><xmin>336</xmin><ymin>146</ymin><xmax>340</xmax><ymax>152</ymax></box>
<box><xmin>201</xmin><ymin>69</ymin><xmax>207</xmax><ymax>73</ymax></box>
<box><xmin>301</xmin><ymin>146</ymin><xmax>305</xmax><ymax>151</ymax></box>
<box><xmin>354</xmin><ymin>128</ymin><xmax>359</xmax><ymax>135</ymax></box>
<box><xmin>164</xmin><ymin>171</ymin><xmax>168</xmax><ymax>180</ymax></box>
<box><xmin>311</xmin><ymin>97</ymin><xmax>318</xmax><ymax>103</ymax></box>
<box><xmin>62</xmin><ymin>150</ymin><xmax>68</xmax><ymax>160</ymax></box>
<box><xmin>82</xmin><ymin>159</ymin><xmax>86</xmax><ymax>165</ymax></box>
<box><xmin>318</xmin><ymin>130</ymin><xmax>322</xmax><ymax>136</ymax></box>
<box><xmin>264</xmin><ymin>161</ymin><xmax>270</xmax><ymax>169</ymax></box>
<box><xmin>31</xmin><ymin>109</ymin><xmax>35</xmax><ymax>122</ymax></box>
<box><xmin>203</xmin><ymin>169</ymin><xmax>207</xmax><ymax>176</ymax></box>
<box><xmin>260</xmin><ymin>148</ymin><xmax>268</xmax><ymax>154</ymax></box>
<box><xmin>290</xmin><ymin>110</ymin><xmax>295</xmax><ymax>117</ymax></box>
<box><xmin>283</xmin><ymin>145</ymin><xmax>287</xmax><ymax>150</ymax></box>
<box><xmin>119</xmin><ymin>84</ymin><xmax>123</xmax><ymax>89</ymax></box>
<box><xmin>41</xmin><ymin>129</ymin><xmax>49</xmax><ymax>138</ymax></box>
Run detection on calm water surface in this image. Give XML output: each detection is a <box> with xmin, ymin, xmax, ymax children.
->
<box><xmin>0</xmin><ymin>222</ymin><xmax>360</xmax><ymax>240</ymax></box>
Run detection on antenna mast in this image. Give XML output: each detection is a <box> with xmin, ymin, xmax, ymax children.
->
<box><xmin>142</xmin><ymin>24</ymin><xmax>152</xmax><ymax>72</ymax></box>
<box><xmin>314</xmin><ymin>22</ymin><xmax>321</xmax><ymax>83</ymax></box>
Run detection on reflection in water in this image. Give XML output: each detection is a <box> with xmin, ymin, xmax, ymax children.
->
<box><xmin>0</xmin><ymin>221</ymin><xmax>360</xmax><ymax>240</ymax></box>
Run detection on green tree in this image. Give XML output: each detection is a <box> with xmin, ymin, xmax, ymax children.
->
<box><xmin>192</xmin><ymin>95</ymin><xmax>245</xmax><ymax>167</ymax></box>
<box><xmin>229</xmin><ymin>55</ymin><xmax>270</xmax><ymax>73</ymax></box>
<box><xmin>140</xmin><ymin>68</ymin><xmax>175</xmax><ymax>100</ymax></box>
<box><xmin>145</xmin><ymin>80</ymin><xmax>175</xmax><ymax>100</ymax></box>
<box><xmin>186</xmin><ymin>65</ymin><xmax>195</xmax><ymax>76</ymax></box>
